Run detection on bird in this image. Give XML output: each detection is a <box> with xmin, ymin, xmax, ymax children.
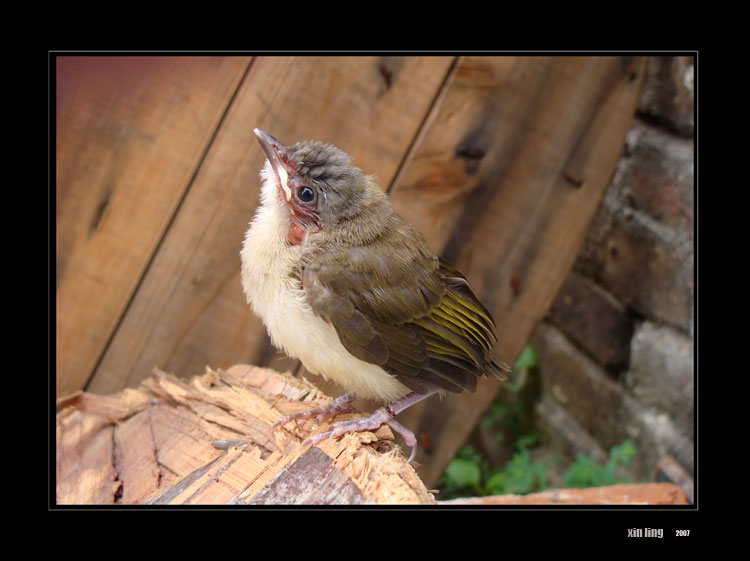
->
<box><xmin>241</xmin><ymin>129</ymin><xmax>506</xmax><ymax>462</ymax></box>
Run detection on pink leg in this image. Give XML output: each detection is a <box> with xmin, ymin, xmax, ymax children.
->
<box><xmin>271</xmin><ymin>392</ymin><xmax>356</xmax><ymax>431</ymax></box>
<box><xmin>303</xmin><ymin>390</ymin><xmax>438</xmax><ymax>463</ymax></box>
<box><xmin>386</xmin><ymin>419</ymin><xmax>419</xmax><ymax>463</ymax></box>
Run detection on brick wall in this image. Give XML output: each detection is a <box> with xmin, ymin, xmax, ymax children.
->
<box><xmin>528</xmin><ymin>56</ymin><xmax>695</xmax><ymax>497</ymax></box>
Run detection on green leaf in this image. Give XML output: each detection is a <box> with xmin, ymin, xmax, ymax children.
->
<box><xmin>485</xmin><ymin>472</ymin><xmax>509</xmax><ymax>495</ymax></box>
<box><xmin>515</xmin><ymin>432</ymin><xmax>540</xmax><ymax>450</ymax></box>
<box><xmin>514</xmin><ymin>345</ymin><xmax>538</xmax><ymax>371</ymax></box>
<box><xmin>609</xmin><ymin>439</ymin><xmax>636</xmax><ymax>465</ymax></box>
<box><xmin>444</xmin><ymin>458</ymin><xmax>481</xmax><ymax>489</ymax></box>
<box><xmin>531</xmin><ymin>460</ymin><xmax>549</xmax><ymax>490</ymax></box>
<box><xmin>457</xmin><ymin>444</ymin><xmax>475</xmax><ymax>457</ymax></box>
<box><xmin>562</xmin><ymin>454</ymin><xmax>600</xmax><ymax>488</ymax></box>
<box><xmin>600</xmin><ymin>462</ymin><xmax>616</xmax><ymax>486</ymax></box>
<box><xmin>505</xmin><ymin>472</ymin><xmax>534</xmax><ymax>495</ymax></box>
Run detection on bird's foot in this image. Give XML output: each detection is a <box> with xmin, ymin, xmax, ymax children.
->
<box><xmin>272</xmin><ymin>392</ymin><xmax>356</xmax><ymax>431</ymax></box>
<box><xmin>304</xmin><ymin>404</ymin><xmax>420</xmax><ymax>463</ymax></box>
<box><xmin>276</xmin><ymin>391</ymin><xmax>436</xmax><ymax>463</ymax></box>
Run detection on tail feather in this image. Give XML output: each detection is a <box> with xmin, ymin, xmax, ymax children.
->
<box><xmin>485</xmin><ymin>357</ymin><xmax>510</xmax><ymax>381</ymax></box>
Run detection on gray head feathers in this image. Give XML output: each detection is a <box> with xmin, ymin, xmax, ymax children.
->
<box><xmin>288</xmin><ymin>140</ymin><xmax>392</xmax><ymax>237</ymax></box>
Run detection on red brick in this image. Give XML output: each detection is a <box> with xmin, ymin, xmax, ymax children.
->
<box><xmin>439</xmin><ymin>482</ymin><xmax>687</xmax><ymax>505</ymax></box>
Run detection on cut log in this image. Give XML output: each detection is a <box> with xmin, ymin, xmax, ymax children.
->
<box><xmin>56</xmin><ymin>363</ymin><xmax>684</xmax><ymax>506</ymax></box>
<box><xmin>56</xmin><ymin>364</ymin><xmax>435</xmax><ymax>505</ymax></box>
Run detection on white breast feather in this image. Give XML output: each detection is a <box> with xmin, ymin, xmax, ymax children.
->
<box><xmin>240</xmin><ymin>163</ymin><xmax>410</xmax><ymax>403</ymax></box>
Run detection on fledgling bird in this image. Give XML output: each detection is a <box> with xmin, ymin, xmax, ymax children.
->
<box><xmin>241</xmin><ymin>129</ymin><xmax>506</xmax><ymax>462</ymax></box>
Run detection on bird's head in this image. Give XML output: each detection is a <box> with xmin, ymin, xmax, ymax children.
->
<box><xmin>253</xmin><ymin>129</ymin><xmax>391</xmax><ymax>247</ymax></box>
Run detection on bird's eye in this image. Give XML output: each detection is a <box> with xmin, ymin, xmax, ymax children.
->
<box><xmin>297</xmin><ymin>186</ymin><xmax>315</xmax><ymax>203</ymax></box>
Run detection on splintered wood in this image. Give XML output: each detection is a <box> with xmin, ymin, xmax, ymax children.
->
<box><xmin>55</xmin><ymin>365</ymin><xmax>436</xmax><ymax>505</ymax></box>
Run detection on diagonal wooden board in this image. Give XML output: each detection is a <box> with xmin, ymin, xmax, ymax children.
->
<box><xmin>56</xmin><ymin>56</ymin><xmax>253</xmax><ymax>396</ymax></box>
<box><xmin>85</xmin><ymin>56</ymin><xmax>455</xmax><ymax>395</ymax></box>
<box><xmin>247</xmin><ymin>56</ymin><xmax>647</xmax><ymax>486</ymax></box>
<box><xmin>387</xmin><ymin>56</ymin><xmax>648</xmax><ymax>486</ymax></box>
<box><xmin>66</xmin><ymin>55</ymin><xmax>648</xmax><ymax>490</ymax></box>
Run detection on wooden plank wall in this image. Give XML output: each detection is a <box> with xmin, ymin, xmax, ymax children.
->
<box><xmin>56</xmin><ymin>55</ymin><xmax>645</xmax><ymax>486</ymax></box>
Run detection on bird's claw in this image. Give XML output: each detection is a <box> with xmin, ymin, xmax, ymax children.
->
<box><xmin>271</xmin><ymin>392</ymin><xmax>356</xmax><ymax>432</ymax></box>
<box><xmin>298</xmin><ymin>408</ymin><xmax>420</xmax><ymax>463</ymax></box>
<box><xmin>273</xmin><ymin>393</ymin><xmax>426</xmax><ymax>463</ymax></box>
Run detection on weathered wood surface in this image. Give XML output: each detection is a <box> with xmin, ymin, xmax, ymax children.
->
<box><xmin>56</xmin><ymin>364</ymin><xmax>435</xmax><ymax>505</ymax></box>
<box><xmin>56</xmin><ymin>55</ymin><xmax>646</xmax><ymax>489</ymax></box>
<box><xmin>295</xmin><ymin>56</ymin><xmax>648</xmax><ymax>485</ymax></box>
<box><xmin>388</xmin><ymin>56</ymin><xmax>647</xmax><ymax>485</ymax></box>
<box><xmin>56</xmin><ymin>56</ymin><xmax>252</xmax><ymax>396</ymax></box>
<box><xmin>83</xmin><ymin>56</ymin><xmax>454</xmax><ymax>395</ymax></box>
<box><xmin>56</xmin><ymin>363</ymin><xmax>683</xmax><ymax>506</ymax></box>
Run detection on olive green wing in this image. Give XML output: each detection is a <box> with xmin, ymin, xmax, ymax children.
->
<box><xmin>422</xmin><ymin>260</ymin><xmax>507</xmax><ymax>386</ymax></box>
<box><xmin>303</xmin><ymin>239</ymin><xmax>505</xmax><ymax>395</ymax></box>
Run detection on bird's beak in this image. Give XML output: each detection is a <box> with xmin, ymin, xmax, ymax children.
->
<box><xmin>253</xmin><ymin>128</ymin><xmax>292</xmax><ymax>202</ymax></box>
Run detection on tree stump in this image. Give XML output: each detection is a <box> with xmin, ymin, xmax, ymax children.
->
<box><xmin>55</xmin><ymin>365</ymin><xmax>435</xmax><ymax>505</ymax></box>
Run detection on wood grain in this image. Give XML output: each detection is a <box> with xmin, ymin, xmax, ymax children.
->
<box><xmin>56</xmin><ymin>55</ymin><xmax>647</xmax><ymax>496</ymax></box>
<box><xmin>56</xmin><ymin>56</ymin><xmax>252</xmax><ymax>396</ymax></box>
<box><xmin>85</xmin><ymin>56</ymin><xmax>455</xmax><ymax>395</ymax></box>
<box><xmin>388</xmin><ymin>56</ymin><xmax>648</xmax><ymax>486</ymax></box>
<box><xmin>56</xmin><ymin>365</ymin><xmax>435</xmax><ymax>505</ymax></box>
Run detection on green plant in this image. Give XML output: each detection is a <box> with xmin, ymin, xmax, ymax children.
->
<box><xmin>484</xmin><ymin>446</ymin><xmax>550</xmax><ymax>495</ymax></box>
<box><xmin>514</xmin><ymin>344</ymin><xmax>538</xmax><ymax>371</ymax></box>
<box><xmin>482</xmin><ymin>402</ymin><xmax>522</xmax><ymax>444</ymax></box>
<box><xmin>439</xmin><ymin>441</ymin><xmax>553</xmax><ymax>499</ymax></box>
<box><xmin>480</xmin><ymin>344</ymin><xmax>539</xmax><ymax>444</ymax></box>
<box><xmin>441</xmin><ymin>446</ymin><xmax>486</xmax><ymax>496</ymax></box>
<box><xmin>439</xmin><ymin>439</ymin><xmax>639</xmax><ymax>500</ymax></box>
<box><xmin>438</xmin><ymin>343</ymin><xmax>639</xmax><ymax>500</ymax></box>
<box><xmin>561</xmin><ymin>440</ymin><xmax>637</xmax><ymax>488</ymax></box>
